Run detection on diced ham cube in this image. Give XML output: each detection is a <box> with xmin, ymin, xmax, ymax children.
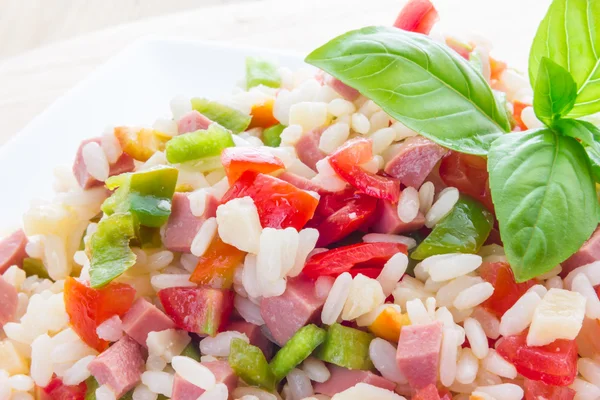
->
<box><xmin>295</xmin><ymin>128</ymin><xmax>327</xmax><ymax>171</ymax></box>
<box><xmin>171</xmin><ymin>361</ymin><xmax>237</xmax><ymax>400</ymax></box>
<box><xmin>396</xmin><ymin>321</ymin><xmax>443</xmax><ymax>389</ymax></box>
<box><xmin>561</xmin><ymin>227</ymin><xmax>600</xmax><ymax>277</ymax></box>
<box><xmin>325</xmin><ymin>76</ymin><xmax>360</xmax><ymax>102</ymax></box>
<box><xmin>370</xmin><ymin>200</ymin><xmax>425</xmax><ymax>234</ymax></box>
<box><xmin>278</xmin><ymin>172</ymin><xmax>326</xmax><ymax>193</ymax></box>
<box><xmin>226</xmin><ymin>320</ymin><xmax>273</xmax><ymax>359</ymax></box>
<box><xmin>177</xmin><ymin>110</ymin><xmax>213</xmax><ymax>134</ymax></box>
<box><xmin>384</xmin><ymin>136</ymin><xmax>447</xmax><ymax>188</ymax></box>
<box><xmin>0</xmin><ymin>229</ymin><xmax>27</xmax><ymax>274</ymax></box>
<box><xmin>314</xmin><ymin>365</ymin><xmax>395</xmax><ymax>397</ymax></box>
<box><xmin>121</xmin><ymin>298</ymin><xmax>175</xmax><ymax>348</ymax></box>
<box><xmin>87</xmin><ymin>335</ymin><xmax>145</xmax><ymax>397</ymax></box>
<box><xmin>73</xmin><ymin>138</ymin><xmax>135</xmax><ymax>189</ymax></box>
<box><xmin>163</xmin><ymin>192</ymin><xmax>218</xmax><ymax>253</ymax></box>
<box><xmin>260</xmin><ymin>276</ymin><xmax>325</xmax><ymax>345</ymax></box>
<box><xmin>0</xmin><ymin>276</ymin><xmax>17</xmax><ymax>327</ymax></box>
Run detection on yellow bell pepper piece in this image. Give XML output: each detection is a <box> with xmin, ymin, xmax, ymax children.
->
<box><xmin>369</xmin><ymin>306</ymin><xmax>411</xmax><ymax>342</ymax></box>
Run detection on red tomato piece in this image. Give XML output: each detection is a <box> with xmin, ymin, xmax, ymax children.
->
<box><xmin>479</xmin><ymin>262</ymin><xmax>535</xmax><ymax>317</ymax></box>
<box><xmin>221</xmin><ymin>171</ymin><xmax>319</xmax><ymax>230</ymax></box>
<box><xmin>413</xmin><ymin>384</ymin><xmax>442</xmax><ymax>400</ymax></box>
<box><xmin>158</xmin><ymin>286</ymin><xmax>234</xmax><ymax>336</ymax></box>
<box><xmin>64</xmin><ymin>277</ymin><xmax>136</xmax><ymax>352</ymax></box>
<box><xmin>496</xmin><ymin>331</ymin><xmax>578</xmax><ymax>386</ymax></box>
<box><xmin>329</xmin><ymin>138</ymin><xmax>400</xmax><ymax>202</ymax></box>
<box><xmin>513</xmin><ymin>100</ymin><xmax>531</xmax><ymax>131</ymax></box>
<box><xmin>190</xmin><ymin>236</ymin><xmax>247</xmax><ymax>288</ymax></box>
<box><xmin>393</xmin><ymin>0</ymin><xmax>439</xmax><ymax>35</ymax></box>
<box><xmin>524</xmin><ymin>378</ymin><xmax>575</xmax><ymax>400</ymax></box>
<box><xmin>221</xmin><ymin>147</ymin><xmax>284</xmax><ymax>184</ymax></box>
<box><xmin>309</xmin><ymin>189</ymin><xmax>378</xmax><ymax>247</ymax></box>
<box><xmin>439</xmin><ymin>151</ymin><xmax>494</xmax><ymax>211</ymax></box>
<box><xmin>38</xmin><ymin>378</ymin><xmax>87</xmax><ymax>400</ymax></box>
<box><xmin>302</xmin><ymin>242</ymin><xmax>407</xmax><ymax>279</ymax></box>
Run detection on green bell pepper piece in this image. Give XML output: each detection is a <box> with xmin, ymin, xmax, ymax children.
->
<box><xmin>317</xmin><ymin>323</ymin><xmax>374</xmax><ymax>370</ymax></box>
<box><xmin>262</xmin><ymin>124</ymin><xmax>285</xmax><ymax>147</ymax></box>
<box><xmin>191</xmin><ymin>98</ymin><xmax>251</xmax><ymax>134</ymax></box>
<box><xmin>165</xmin><ymin>123</ymin><xmax>235</xmax><ymax>164</ymax></box>
<box><xmin>22</xmin><ymin>258</ymin><xmax>50</xmax><ymax>280</ymax></box>
<box><xmin>89</xmin><ymin>213</ymin><xmax>137</xmax><ymax>288</ymax></box>
<box><xmin>136</xmin><ymin>226</ymin><xmax>162</xmax><ymax>249</ymax></box>
<box><xmin>180</xmin><ymin>341</ymin><xmax>201</xmax><ymax>362</ymax></box>
<box><xmin>103</xmin><ymin>166</ymin><xmax>178</xmax><ymax>228</ymax></box>
<box><xmin>246</xmin><ymin>57</ymin><xmax>281</xmax><ymax>90</ymax></box>
<box><xmin>411</xmin><ymin>195</ymin><xmax>494</xmax><ymax>260</ymax></box>
<box><xmin>229</xmin><ymin>338</ymin><xmax>276</xmax><ymax>391</ymax></box>
<box><xmin>270</xmin><ymin>324</ymin><xmax>327</xmax><ymax>381</ymax></box>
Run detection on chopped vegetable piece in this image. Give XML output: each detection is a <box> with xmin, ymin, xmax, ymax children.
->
<box><xmin>103</xmin><ymin>166</ymin><xmax>178</xmax><ymax>228</ymax></box>
<box><xmin>393</xmin><ymin>0</ymin><xmax>439</xmax><ymax>35</ymax></box>
<box><xmin>89</xmin><ymin>213</ymin><xmax>137</xmax><ymax>288</ymax></box>
<box><xmin>368</xmin><ymin>307</ymin><xmax>411</xmax><ymax>342</ymax></box>
<box><xmin>523</xmin><ymin>378</ymin><xmax>575</xmax><ymax>400</ymax></box>
<box><xmin>246</xmin><ymin>57</ymin><xmax>281</xmax><ymax>89</ymax></box>
<box><xmin>222</xmin><ymin>171</ymin><xmax>319</xmax><ymax>230</ymax></box>
<box><xmin>114</xmin><ymin>127</ymin><xmax>170</xmax><ymax>162</ymax></box>
<box><xmin>191</xmin><ymin>98</ymin><xmax>252</xmax><ymax>134</ymax></box>
<box><xmin>165</xmin><ymin>123</ymin><xmax>235</xmax><ymax>164</ymax></box>
<box><xmin>39</xmin><ymin>378</ymin><xmax>87</xmax><ymax>400</ymax></box>
<box><xmin>189</xmin><ymin>236</ymin><xmax>247</xmax><ymax>288</ymax></box>
<box><xmin>512</xmin><ymin>100</ymin><xmax>530</xmax><ymax>131</ymax></box>
<box><xmin>64</xmin><ymin>277</ymin><xmax>136</xmax><ymax>352</ymax></box>
<box><xmin>221</xmin><ymin>147</ymin><xmax>285</xmax><ymax>184</ymax></box>
<box><xmin>302</xmin><ymin>242</ymin><xmax>407</xmax><ymax>279</ymax></box>
<box><xmin>229</xmin><ymin>338</ymin><xmax>276</xmax><ymax>390</ymax></box>
<box><xmin>317</xmin><ymin>323</ymin><xmax>374</xmax><ymax>370</ymax></box>
<box><xmin>249</xmin><ymin>99</ymin><xmax>279</xmax><ymax>129</ymax></box>
<box><xmin>411</xmin><ymin>196</ymin><xmax>493</xmax><ymax>260</ymax></box>
<box><xmin>496</xmin><ymin>331</ymin><xmax>578</xmax><ymax>386</ymax></box>
<box><xmin>439</xmin><ymin>151</ymin><xmax>494</xmax><ymax>211</ymax></box>
<box><xmin>262</xmin><ymin>124</ymin><xmax>286</xmax><ymax>147</ymax></box>
<box><xmin>84</xmin><ymin>376</ymin><xmax>99</xmax><ymax>400</ymax></box>
<box><xmin>136</xmin><ymin>226</ymin><xmax>162</xmax><ymax>249</ymax></box>
<box><xmin>270</xmin><ymin>324</ymin><xmax>327</xmax><ymax>381</ymax></box>
<box><xmin>480</xmin><ymin>261</ymin><xmax>536</xmax><ymax>317</ymax></box>
<box><xmin>158</xmin><ymin>286</ymin><xmax>234</xmax><ymax>336</ymax></box>
<box><xmin>180</xmin><ymin>342</ymin><xmax>202</xmax><ymax>362</ymax></box>
<box><xmin>22</xmin><ymin>257</ymin><xmax>50</xmax><ymax>279</ymax></box>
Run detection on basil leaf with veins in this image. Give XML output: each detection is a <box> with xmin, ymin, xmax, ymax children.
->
<box><xmin>488</xmin><ymin>129</ymin><xmax>598</xmax><ymax>282</ymax></box>
<box><xmin>306</xmin><ymin>26</ymin><xmax>511</xmax><ymax>155</ymax></box>
<box><xmin>533</xmin><ymin>57</ymin><xmax>578</xmax><ymax>126</ymax></box>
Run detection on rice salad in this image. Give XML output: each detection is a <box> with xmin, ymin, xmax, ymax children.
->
<box><xmin>3</xmin><ymin>0</ymin><xmax>600</xmax><ymax>399</ymax></box>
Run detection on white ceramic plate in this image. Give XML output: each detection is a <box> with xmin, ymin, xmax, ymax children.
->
<box><xmin>0</xmin><ymin>38</ymin><xmax>307</xmax><ymax>229</ymax></box>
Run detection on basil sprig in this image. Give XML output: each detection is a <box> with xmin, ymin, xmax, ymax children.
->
<box><xmin>306</xmin><ymin>0</ymin><xmax>600</xmax><ymax>281</ymax></box>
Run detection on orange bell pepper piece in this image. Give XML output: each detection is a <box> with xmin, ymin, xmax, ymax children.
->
<box><xmin>190</xmin><ymin>236</ymin><xmax>246</xmax><ymax>288</ymax></box>
<box><xmin>249</xmin><ymin>99</ymin><xmax>279</xmax><ymax>129</ymax></box>
<box><xmin>512</xmin><ymin>100</ymin><xmax>531</xmax><ymax>131</ymax></box>
<box><xmin>114</xmin><ymin>127</ymin><xmax>170</xmax><ymax>161</ymax></box>
<box><xmin>369</xmin><ymin>306</ymin><xmax>411</xmax><ymax>342</ymax></box>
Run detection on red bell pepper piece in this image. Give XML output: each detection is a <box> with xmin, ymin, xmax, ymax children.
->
<box><xmin>302</xmin><ymin>242</ymin><xmax>407</xmax><ymax>279</ymax></box>
<box><xmin>329</xmin><ymin>138</ymin><xmax>400</xmax><ymax>202</ymax></box>
<box><xmin>190</xmin><ymin>236</ymin><xmax>247</xmax><ymax>288</ymax></box>
<box><xmin>439</xmin><ymin>151</ymin><xmax>494</xmax><ymax>211</ymax></box>
<box><xmin>158</xmin><ymin>286</ymin><xmax>234</xmax><ymax>336</ymax></box>
<box><xmin>513</xmin><ymin>100</ymin><xmax>531</xmax><ymax>131</ymax></box>
<box><xmin>221</xmin><ymin>171</ymin><xmax>319</xmax><ymax>230</ymax></box>
<box><xmin>221</xmin><ymin>147</ymin><xmax>284</xmax><ymax>185</ymax></box>
<box><xmin>64</xmin><ymin>277</ymin><xmax>136</xmax><ymax>352</ymax></box>
<box><xmin>496</xmin><ymin>331</ymin><xmax>578</xmax><ymax>386</ymax></box>
<box><xmin>38</xmin><ymin>378</ymin><xmax>87</xmax><ymax>400</ymax></box>
<box><xmin>347</xmin><ymin>267</ymin><xmax>383</xmax><ymax>279</ymax></box>
<box><xmin>479</xmin><ymin>262</ymin><xmax>535</xmax><ymax>317</ymax></box>
<box><xmin>393</xmin><ymin>0</ymin><xmax>439</xmax><ymax>35</ymax></box>
<box><xmin>524</xmin><ymin>378</ymin><xmax>575</xmax><ymax>400</ymax></box>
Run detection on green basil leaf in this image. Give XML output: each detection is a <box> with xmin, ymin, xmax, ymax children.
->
<box><xmin>586</xmin><ymin>145</ymin><xmax>600</xmax><ymax>182</ymax></box>
<box><xmin>553</xmin><ymin>118</ymin><xmax>600</xmax><ymax>152</ymax></box>
<box><xmin>529</xmin><ymin>0</ymin><xmax>600</xmax><ymax>117</ymax></box>
<box><xmin>533</xmin><ymin>57</ymin><xmax>578</xmax><ymax>126</ymax></box>
<box><xmin>488</xmin><ymin>129</ymin><xmax>598</xmax><ymax>281</ymax></box>
<box><xmin>306</xmin><ymin>26</ymin><xmax>511</xmax><ymax>155</ymax></box>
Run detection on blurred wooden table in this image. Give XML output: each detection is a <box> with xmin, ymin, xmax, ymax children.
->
<box><xmin>0</xmin><ymin>0</ymin><xmax>548</xmax><ymax>146</ymax></box>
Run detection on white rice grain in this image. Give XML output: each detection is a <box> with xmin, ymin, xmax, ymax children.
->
<box><xmin>287</xmin><ymin>369</ymin><xmax>314</xmax><ymax>400</ymax></box>
<box><xmin>44</xmin><ymin>235</ymin><xmax>69</xmax><ymax>280</ymax></box>
<box><xmin>147</xmin><ymin>250</ymin><xmax>174</xmax><ymax>271</ymax></box>
<box><xmin>302</xmin><ymin>357</ymin><xmax>331</xmax><ymax>383</ymax></box>
<box><xmin>322</xmin><ymin>272</ymin><xmax>352</xmax><ymax>325</ymax></box>
<box><xmin>571</xmin><ymin>273</ymin><xmax>600</xmax><ymax>319</ymax></box>
<box><xmin>30</xmin><ymin>334</ymin><xmax>54</xmax><ymax>387</ymax></box>
<box><xmin>526</xmin><ymin>284</ymin><xmax>547</xmax><ymax>298</ymax></box>
<box><xmin>172</xmin><ymin>356</ymin><xmax>216</xmax><ymax>390</ymax></box>
<box><xmin>464</xmin><ymin>318</ymin><xmax>489</xmax><ymax>359</ymax></box>
<box><xmin>439</xmin><ymin>328</ymin><xmax>459</xmax><ymax>387</ymax></box>
<box><xmin>289</xmin><ymin>102</ymin><xmax>328</xmax><ymax>132</ymax></box>
<box><xmin>96</xmin><ymin>385</ymin><xmax>117</xmax><ymax>400</ymax></box>
<box><xmin>62</xmin><ymin>355</ymin><xmax>95</xmax><ymax>385</ymax></box>
<box><xmin>370</xmin><ymin>128</ymin><xmax>396</xmax><ymax>154</ymax></box>
<box><xmin>133</xmin><ymin>384</ymin><xmax>158</xmax><ymax>400</ymax></box>
<box><xmin>288</xmin><ymin>228</ymin><xmax>319</xmax><ymax>277</ymax></box>
<box><xmin>499</xmin><ymin>291</ymin><xmax>541</xmax><ymax>337</ymax></box>
<box><xmin>82</xmin><ymin>141</ymin><xmax>110</xmax><ymax>181</ymax></box>
<box><xmin>474</xmin><ymin>383</ymin><xmax>524</xmax><ymax>400</ymax></box>
<box><xmin>362</xmin><ymin>233</ymin><xmax>417</xmax><ymax>250</ymax></box>
<box><xmin>425</xmin><ymin>254</ymin><xmax>482</xmax><ymax>282</ymax></box>
<box><xmin>406</xmin><ymin>298</ymin><xmax>431</xmax><ymax>325</ymax></box>
<box><xmin>151</xmin><ymin>274</ymin><xmax>196</xmax><ymax>290</ymax></box>
<box><xmin>453</xmin><ymin>282</ymin><xmax>494</xmax><ymax>310</ymax></box>
<box><xmin>391</xmin><ymin>121</ymin><xmax>418</xmax><ymax>141</ymax></box>
<box><xmin>198</xmin><ymin>383</ymin><xmax>229</xmax><ymax>400</ymax></box>
<box><xmin>481</xmin><ymin>349</ymin><xmax>517</xmax><ymax>379</ymax></box>
<box><xmin>342</xmin><ymin>274</ymin><xmax>385</xmax><ymax>320</ymax></box>
<box><xmin>369</xmin><ymin>338</ymin><xmax>407</xmax><ymax>384</ymax></box>
<box><xmin>234</xmin><ymin>294</ymin><xmax>265</xmax><ymax>325</ymax></box>
<box><xmin>418</xmin><ymin>181</ymin><xmax>435</xmax><ymax>214</ymax></box>
<box><xmin>217</xmin><ymin>197</ymin><xmax>262</xmax><ymax>254</ymax></box>
<box><xmin>319</xmin><ymin>123</ymin><xmax>350</xmax><ymax>154</ymax></box>
<box><xmin>200</xmin><ymin>331</ymin><xmax>249</xmax><ymax>357</ymax></box>
<box><xmin>147</xmin><ymin>329</ymin><xmax>191</xmax><ymax>362</ymax></box>
<box><xmin>188</xmin><ymin>189</ymin><xmax>209</xmax><ymax>217</ymax></box>
<box><xmin>521</xmin><ymin>106</ymin><xmax>543</xmax><ymax>129</ymax></box>
<box><xmin>456</xmin><ymin>348</ymin><xmax>478</xmax><ymax>385</ymax></box>
<box><xmin>351</xmin><ymin>113</ymin><xmax>370</xmax><ymax>134</ymax></box>
<box><xmin>425</xmin><ymin>187</ymin><xmax>459</xmax><ymax>228</ymax></box>
<box><xmin>8</xmin><ymin>374</ymin><xmax>34</xmax><ymax>391</ymax></box>
<box><xmin>546</xmin><ymin>275</ymin><xmax>564</xmax><ymax>290</ymax></box>
<box><xmin>578</xmin><ymin>358</ymin><xmax>600</xmax><ymax>387</ymax></box>
<box><xmin>570</xmin><ymin>378</ymin><xmax>600</xmax><ymax>400</ymax></box>
<box><xmin>328</xmin><ymin>98</ymin><xmax>356</xmax><ymax>117</ymax></box>
<box><xmin>397</xmin><ymin>187</ymin><xmax>419</xmax><ymax>223</ymax></box>
<box><xmin>191</xmin><ymin>218</ymin><xmax>218</xmax><ymax>257</ymax></box>
<box><xmin>232</xmin><ymin>387</ymin><xmax>277</xmax><ymax>400</ymax></box>
<box><xmin>369</xmin><ymin>111</ymin><xmax>391</xmax><ymax>134</ymax></box>
<box><xmin>101</xmin><ymin>129</ymin><xmax>123</xmax><ymax>164</ymax></box>
<box><xmin>257</xmin><ymin>227</ymin><xmax>299</xmax><ymax>283</ymax></box>
<box><xmin>280</xmin><ymin>125</ymin><xmax>304</xmax><ymax>146</ymax></box>
<box><xmin>377</xmin><ymin>253</ymin><xmax>409</xmax><ymax>296</ymax></box>
<box><xmin>96</xmin><ymin>315</ymin><xmax>123</xmax><ymax>342</ymax></box>
<box><xmin>141</xmin><ymin>371</ymin><xmax>174</xmax><ymax>397</ymax></box>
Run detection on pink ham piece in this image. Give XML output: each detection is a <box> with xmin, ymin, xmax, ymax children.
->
<box><xmin>396</xmin><ymin>321</ymin><xmax>443</xmax><ymax>389</ymax></box>
<box><xmin>72</xmin><ymin>138</ymin><xmax>135</xmax><ymax>189</ymax></box>
<box><xmin>314</xmin><ymin>365</ymin><xmax>396</xmax><ymax>397</ymax></box>
<box><xmin>260</xmin><ymin>276</ymin><xmax>325</xmax><ymax>345</ymax></box>
<box><xmin>163</xmin><ymin>192</ymin><xmax>218</xmax><ymax>253</ymax></box>
<box><xmin>87</xmin><ymin>335</ymin><xmax>145</xmax><ymax>397</ymax></box>
<box><xmin>295</xmin><ymin>128</ymin><xmax>326</xmax><ymax>171</ymax></box>
<box><xmin>177</xmin><ymin>110</ymin><xmax>213</xmax><ymax>134</ymax></box>
<box><xmin>325</xmin><ymin>76</ymin><xmax>360</xmax><ymax>102</ymax></box>
<box><xmin>0</xmin><ymin>276</ymin><xmax>17</xmax><ymax>327</ymax></box>
<box><xmin>561</xmin><ymin>227</ymin><xmax>600</xmax><ymax>277</ymax></box>
<box><xmin>226</xmin><ymin>320</ymin><xmax>273</xmax><ymax>359</ymax></box>
<box><xmin>384</xmin><ymin>136</ymin><xmax>447</xmax><ymax>188</ymax></box>
<box><xmin>278</xmin><ymin>172</ymin><xmax>326</xmax><ymax>193</ymax></box>
<box><xmin>171</xmin><ymin>361</ymin><xmax>237</xmax><ymax>400</ymax></box>
<box><xmin>121</xmin><ymin>298</ymin><xmax>175</xmax><ymax>348</ymax></box>
<box><xmin>370</xmin><ymin>200</ymin><xmax>425</xmax><ymax>234</ymax></box>
<box><xmin>0</xmin><ymin>229</ymin><xmax>27</xmax><ymax>274</ymax></box>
